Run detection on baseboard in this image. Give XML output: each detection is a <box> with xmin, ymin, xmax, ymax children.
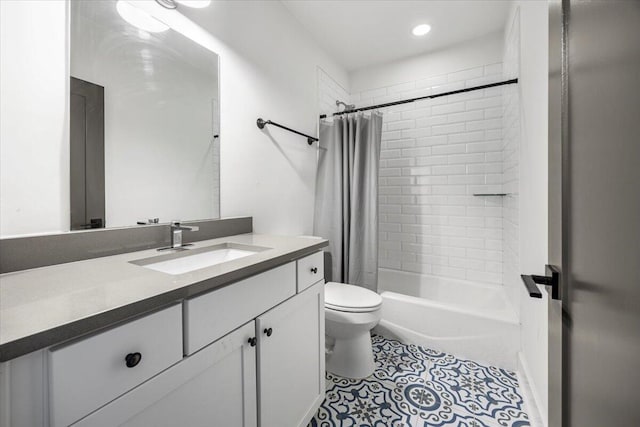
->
<box><xmin>299</xmin><ymin>391</ymin><xmax>325</xmax><ymax>427</ymax></box>
<box><xmin>517</xmin><ymin>351</ymin><xmax>546</xmax><ymax>427</ymax></box>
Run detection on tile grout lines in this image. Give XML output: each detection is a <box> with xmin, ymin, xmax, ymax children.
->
<box><xmin>310</xmin><ymin>335</ymin><xmax>530</xmax><ymax>427</ymax></box>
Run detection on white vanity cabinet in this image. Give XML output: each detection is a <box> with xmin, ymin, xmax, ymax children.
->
<box><xmin>183</xmin><ymin>262</ymin><xmax>297</xmax><ymax>355</ymax></box>
<box><xmin>0</xmin><ymin>251</ymin><xmax>325</xmax><ymax>427</ymax></box>
<box><xmin>256</xmin><ymin>280</ymin><xmax>325</xmax><ymax>427</ymax></box>
<box><xmin>49</xmin><ymin>304</ymin><xmax>183</xmax><ymax>427</ymax></box>
<box><xmin>296</xmin><ymin>250</ymin><xmax>324</xmax><ymax>292</ymax></box>
<box><xmin>73</xmin><ymin>321</ymin><xmax>257</xmax><ymax>427</ymax></box>
<box><xmin>77</xmin><ymin>280</ymin><xmax>325</xmax><ymax>427</ymax></box>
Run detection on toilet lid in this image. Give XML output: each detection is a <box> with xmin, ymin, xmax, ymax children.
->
<box><xmin>325</xmin><ymin>282</ymin><xmax>382</xmax><ymax>312</ymax></box>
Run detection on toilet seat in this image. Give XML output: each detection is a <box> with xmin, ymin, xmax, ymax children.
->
<box><xmin>325</xmin><ymin>282</ymin><xmax>382</xmax><ymax>313</ymax></box>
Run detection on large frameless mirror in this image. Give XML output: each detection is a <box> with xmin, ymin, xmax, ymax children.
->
<box><xmin>69</xmin><ymin>0</ymin><xmax>220</xmax><ymax>230</ymax></box>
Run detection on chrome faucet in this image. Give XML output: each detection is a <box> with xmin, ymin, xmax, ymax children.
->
<box><xmin>170</xmin><ymin>221</ymin><xmax>199</xmax><ymax>249</ymax></box>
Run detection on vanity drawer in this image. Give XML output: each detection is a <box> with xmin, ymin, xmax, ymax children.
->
<box><xmin>49</xmin><ymin>304</ymin><xmax>183</xmax><ymax>427</ymax></box>
<box><xmin>296</xmin><ymin>251</ymin><xmax>324</xmax><ymax>292</ymax></box>
<box><xmin>184</xmin><ymin>262</ymin><xmax>296</xmax><ymax>355</ymax></box>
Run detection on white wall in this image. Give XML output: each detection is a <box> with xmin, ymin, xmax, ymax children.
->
<box><xmin>0</xmin><ymin>0</ymin><xmax>69</xmax><ymax>237</ymax></box>
<box><xmin>502</xmin><ymin>4</ymin><xmax>522</xmax><ymax>322</ymax></box>
<box><xmin>350</xmin><ymin>35</ymin><xmax>507</xmax><ymax>284</ymax></box>
<box><xmin>179</xmin><ymin>2</ymin><xmax>349</xmax><ymax>235</ymax></box>
<box><xmin>318</xmin><ymin>67</ymin><xmax>350</xmax><ymax>118</ymax></box>
<box><xmin>350</xmin><ymin>32</ymin><xmax>504</xmax><ymax>93</ymax></box>
<box><xmin>0</xmin><ymin>0</ymin><xmax>348</xmax><ymax>237</ymax></box>
<box><xmin>110</xmin><ymin>1</ymin><xmax>349</xmax><ymax>235</ymax></box>
<box><xmin>506</xmin><ymin>2</ymin><xmax>550</xmax><ymax>425</ymax></box>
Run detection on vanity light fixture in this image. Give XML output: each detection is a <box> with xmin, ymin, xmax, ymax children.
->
<box><xmin>117</xmin><ymin>0</ymin><xmax>211</xmax><ymax>34</ymax></box>
<box><xmin>116</xmin><ymin>1</ymin><xmax>170</xmax><ymax>33</ymax></box>
<box><xmin>412</xmin><ymin>24</ymin><xmax>432</xmax><ymax>37</ymax></box>
<box><xmin>155</xmin><ymin>0</ymin><xmax>178</xmax><ymax>9</ymax></box>
<box><xmin>155</xmin><ymin>0</ymin><xmax>211</xmax><ymax>9</ymax></box>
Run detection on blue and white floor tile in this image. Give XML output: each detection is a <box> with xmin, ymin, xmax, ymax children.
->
<box><xmin>310</xmin><ymin>335</ymin><xmax>530</xmax><ymax>427</ymax></box>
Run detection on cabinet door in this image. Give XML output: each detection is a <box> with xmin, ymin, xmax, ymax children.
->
<box><xmin>296</xmin><ymin>251</ymin><xmax>324</xmax><ymax>292</ymax></box>
<box><xmin>74</xmin><ymin>321</ymin><xmax>257</xmax><ymax>427</ymax></box>
<box><xmin>256</xmin><ymin>281</ymin><xmax>325</xmax><ymax>427</ymax></box>
<box><xmin>184</xmin><ymin>262</ymin><xmax>296</xmax><ymax>355</ymax></box>
<box><xmin>0</xmin><ymin>350</ymin><xmax>47</xmax><ymax>427</ymax></box>
<box><xmin>50</xmin><ymin>304</ymin><xmax>183</xmax><ymax>427</ymax></box>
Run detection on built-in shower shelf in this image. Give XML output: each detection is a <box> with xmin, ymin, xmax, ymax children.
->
<box><xmin>473</xmin><ymin>193</ymin><xmax>509</xmax><ymax>196</ymax></box>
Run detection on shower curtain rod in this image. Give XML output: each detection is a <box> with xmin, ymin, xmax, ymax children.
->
<box><xmin>319</xmin><ymin>78</ymin><xmax>518</xmax><ymax>119</ymax></box>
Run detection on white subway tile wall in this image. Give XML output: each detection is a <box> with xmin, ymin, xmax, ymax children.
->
<box><xmin>350</xmin><ymin>63</ymin><xmax>506</xmax><ymax>284</ymax></box>
<box><xmin>318</xmin><ymin>67</ymin><xmax>350</xmax><ymax>118</ymax></box>
<box><xmin>502</xmin><ymin>13</ymin><xmax>521</xmax><ymax>314</ymax></box>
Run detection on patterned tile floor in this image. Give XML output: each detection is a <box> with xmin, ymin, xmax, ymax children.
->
<box><xmin>309</xmin><ymin>335</ymin><xmax>530</xmax><ymax>427</ymax></box>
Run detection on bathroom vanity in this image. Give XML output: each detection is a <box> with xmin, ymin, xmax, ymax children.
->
<box><xmin>0</xmin><ymin>231</ymin><xmax>326</xmax><ymax>427</ymax></box>
<box><xmin>1</xmin><ymin>1</ymin><xmax>326</xmax><ymax>424</ymax></box>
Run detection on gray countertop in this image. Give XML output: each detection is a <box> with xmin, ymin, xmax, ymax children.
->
<box><xmin>0</xmin><ymin>233</ymin><xmax>328</xmax><ymax>362</ymax></box>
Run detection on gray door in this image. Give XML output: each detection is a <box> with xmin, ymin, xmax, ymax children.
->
<box><xmin>70</xmin><ymin>77</ymin><xmax>105</xmax><ymax>230</ymax></box>
<box><xmin>547</xmin><ymin>2</ymin><xmax>564</xmax><ymax>425</ymax></box>
<box><xmin>551</xmin><ymin>1</ymin><xmax>640</xmax><ymax>425</ymax></box>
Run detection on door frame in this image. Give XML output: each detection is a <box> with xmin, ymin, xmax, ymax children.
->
<box><xmin>69</xmin><ymin>76</ymin><xmax>105</xmax><ymax>230</ymax></box>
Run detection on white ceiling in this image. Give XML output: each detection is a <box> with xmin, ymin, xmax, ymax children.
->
<box><xmin>281</xmin><ymin>0</ymin><xmax>512</xmax><ymax>71</ymax></box>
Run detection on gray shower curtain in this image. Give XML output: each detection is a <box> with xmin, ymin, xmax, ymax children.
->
<box><xmin>313</xmin><ymin>113</ymin><xmax>383</xmax><ymax>292</ymax></box>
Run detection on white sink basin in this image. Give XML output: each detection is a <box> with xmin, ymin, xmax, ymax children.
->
<box><xmin>131</xmin><ymin>243</ymin><xmax>270</xmax><ymax>275</ymax></box>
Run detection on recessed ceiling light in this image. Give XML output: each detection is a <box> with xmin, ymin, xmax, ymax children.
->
<box><xmin>412</xmin><ymin>24</ymin><xmax>432</xmax><ymax>37</ymax></box>
<box><xmin>116</xmin><ymin>1</ymin><xmax>169</xmax><ymax>33</ymax></box>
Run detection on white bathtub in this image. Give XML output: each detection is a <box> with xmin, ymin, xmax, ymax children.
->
<box><xmin>374</xmin><ymin>268</ymin><xmax>520</xmax><ymax>370</ymax></box>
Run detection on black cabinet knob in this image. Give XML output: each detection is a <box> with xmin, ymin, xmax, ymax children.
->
<box><xmin>248</xmin><ymin>337</ymin><xmax>257</xmax><ymax>347</ymax></box>
<box><xmin>125</xmin><ymin>352</ymin><xmax>142</xmax><ymax>368</ymax></box>
<box><xmin>264</xmin><ymin>327</ymin><xmax>273</xmax><ymax>337</ymax></box>
<box><xmin>310</xmin><ymin>267</ymin><xmax>318</xmax><ymax>274</ymax></box>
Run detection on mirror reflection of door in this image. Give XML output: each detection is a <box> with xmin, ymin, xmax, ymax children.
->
<box><xmin>70</xmin><ymin>77</ymin><xmax>105</xmax><ymax>230</ymax></box>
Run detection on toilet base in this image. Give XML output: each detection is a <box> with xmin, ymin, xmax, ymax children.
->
<box><xmin>326</xmin><ymin>332</ymin><xmax>375</xmax><ymax>379</ymax></box>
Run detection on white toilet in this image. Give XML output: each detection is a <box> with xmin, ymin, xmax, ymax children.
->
<box><xmin>324</xmin><ymin>281</ymin><xmax>383</xmax><ymax>379</ymax></box>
